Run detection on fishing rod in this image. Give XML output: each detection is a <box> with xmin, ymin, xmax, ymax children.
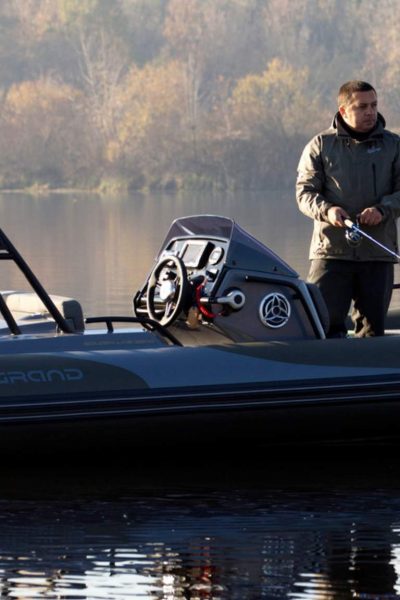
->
<box><xmin>344</xmin><ymin>218</ymin><xmax>400</xmax><ymax>261</ymax></box>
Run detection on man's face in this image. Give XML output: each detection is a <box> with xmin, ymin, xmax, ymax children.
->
<box><xmin>339</xmin><ymin>90</ymin><xmax>378</xmax><ymax>132</ymax></box>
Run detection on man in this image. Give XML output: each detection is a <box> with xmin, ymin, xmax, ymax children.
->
<box><xmin>296</xmin><ymin>80</ymin><xmax>400</xmax><ymax>337</ymax></box>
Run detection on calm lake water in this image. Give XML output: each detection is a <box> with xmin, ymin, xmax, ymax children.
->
<box><xmin>1</xmin><ymin>191</ymin><xmax>400</xmax><ymax>599</ymax></box>
<box><xmin>0</xmin><ymin>455</ymin><xmax>400</xmax><ymax>599</ymax></box>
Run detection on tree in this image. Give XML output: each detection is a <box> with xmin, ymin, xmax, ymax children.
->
<box><xmin>108</xmin><ymin>59</ymin><xmax>188</xmax><ymax>186</ymax></box>
<box><xmin>0</xmin><ymin>76</ymin><xmax>93</xmax><ymax>186</ymax></box>
<box><xmin>208</xmin><ymin>58</ymin><xmax>320</xmax><ymax>188</ymax></box>
<box><xmin>229</xmin><ymin>58</ymin><xmax>316</xmax><ymax>137</ymax></box>
<box><xmin>358</xmin><ymin>0</ymin><xmax>400</xmax><ymax>126</ymax></box>
<box><xmin>119</xmin><ymin>0</ymin><xmax>168</xmax><ymax>65</ymax></box>
<box><xmin>77</xmin><ymin>28</ymin><xmax>130</xmax><ymax>147</ymax></box>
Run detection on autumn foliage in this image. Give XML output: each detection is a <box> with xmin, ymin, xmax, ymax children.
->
<box><xmin>0</xmin><ymin>0</ymin><xmax>397</xmax><ymax>191</ymax></box>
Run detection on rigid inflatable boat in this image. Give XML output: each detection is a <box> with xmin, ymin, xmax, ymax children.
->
<box><xmin>1</xmin><ymin>214</ymin><xmax>400</xmax><ymax>454</ymax></box>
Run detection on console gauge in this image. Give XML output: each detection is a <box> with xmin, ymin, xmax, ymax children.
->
<box><xmin>209</xmin><ymin>246</ymin><xmax>224</xmax><ymax>265</ymax></box>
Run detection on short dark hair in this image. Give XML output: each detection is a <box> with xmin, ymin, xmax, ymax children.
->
<box><xmin>338</xmin><ymin>80</ymin><xmax>376</xmax><ymax>107</ymax></box>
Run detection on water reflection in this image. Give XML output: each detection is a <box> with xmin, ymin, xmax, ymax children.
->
<box><xmin>0</xmin><ymin>458</ymin><xmax>397</xmax><ymax>599</ymax></box>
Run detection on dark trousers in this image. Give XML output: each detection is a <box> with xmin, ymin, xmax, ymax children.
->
<box><xmin>307</xmin><ymin>260</ymin><xmax>394</xmax><ymax>337</ymax></box>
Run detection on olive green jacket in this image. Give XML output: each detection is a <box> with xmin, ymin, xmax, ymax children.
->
<box><xmin>296</xmin><ymin>113</ymin><xmax>400</xmax><ymax>262</ymax></box>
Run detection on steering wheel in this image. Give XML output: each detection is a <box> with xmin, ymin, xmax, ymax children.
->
<box><xmin>146</xmin><ymin>255</ymin><xmax>189</xmax><ymax>326</ymax></box>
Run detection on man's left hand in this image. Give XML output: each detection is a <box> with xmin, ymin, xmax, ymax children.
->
<box><xmin>358</xmin><ymin>207</ymin><xmax>383</xmax><ymax>226</ymax></box>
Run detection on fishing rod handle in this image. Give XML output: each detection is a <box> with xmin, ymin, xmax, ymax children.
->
<box><xmin>343</xmin><ymin>218</ymin><xmax>355</xmax><ymax>229</ymax></box>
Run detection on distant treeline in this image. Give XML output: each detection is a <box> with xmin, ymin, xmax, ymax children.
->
<box><xmin>0</xmin><ymin>0</ymin><xmax>398</xmax><ymax>192</ymax></box>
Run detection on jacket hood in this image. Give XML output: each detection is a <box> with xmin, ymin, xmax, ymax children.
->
<box><xmin>332</xmin><ymin>111</ymin><xmax>386</xmax><ymax>134</ymax></box>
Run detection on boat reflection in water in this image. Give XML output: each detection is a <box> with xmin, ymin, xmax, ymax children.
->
<box><xmin>0</xmin><ymin>460</ymin><xmax>399</xmax><ymax>599</ymax></box>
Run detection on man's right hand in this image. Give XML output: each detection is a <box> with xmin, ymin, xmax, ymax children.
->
<box><xmin>327</xmin><ymin>206</ymin><xmax>350</xmax><ymax>227</ymax></box>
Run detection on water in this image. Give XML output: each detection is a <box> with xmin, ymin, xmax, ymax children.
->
<box><xmin>0</xmin><ymin>456</ymin><xmax>399</xmax><ymax>599</ymax></box>
<box><xmin>0</xmin><ymin>190</ymin><xmax>400</xmax><ymax>598</ymax></box>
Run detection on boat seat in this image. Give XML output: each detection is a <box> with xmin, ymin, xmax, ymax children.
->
<box><xmin>4</xmin><ymin>292</ymin><xmax>85</xmax><ymax>332</ymax></box>
<box><xmin>306</xmin><ymin>283</ymin><xmax>330</xmax><ymax>335</ymax></box>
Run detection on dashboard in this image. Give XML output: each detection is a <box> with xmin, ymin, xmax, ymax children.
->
<box><xmin>160</xmin><ymin>237</ymin><xmax>229</xmax><ymax>292</ymax></box>
<box><xmin>164</xmin><ymin>238</ymin><xmax>227</xmax><ymax>269</ymax></box>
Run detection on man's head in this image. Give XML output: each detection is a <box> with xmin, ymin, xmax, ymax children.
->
<box><xmin>338</xmin><ymin>80</ymin><xmax>378</xmax><ymax>133</ymax></box>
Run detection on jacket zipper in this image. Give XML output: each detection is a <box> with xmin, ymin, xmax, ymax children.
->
<box><xmin>372</xmin><ymin>163</ymin><xmax>377</xmax><ymax>198</ymax></box>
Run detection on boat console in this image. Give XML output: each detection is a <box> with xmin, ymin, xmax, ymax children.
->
<box><xmin>0</xmin><ymin>214</ymin><xmax>329</xmax><ymax>345</ymax></box>
<box><xmin>134</xmin><ymin>215</ymin><xmax>328</xmax><ymax>344</ymax></box>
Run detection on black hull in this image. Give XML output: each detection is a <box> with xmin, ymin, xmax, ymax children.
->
<box><xmin>2</xmin><ymin>374</ymin><xmax>400</xmax><ymax>457</ymax></box>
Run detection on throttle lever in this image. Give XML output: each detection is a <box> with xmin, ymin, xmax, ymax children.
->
<box><xmin>199</xmin><ymin>289</ymin><xmax>246</xmax><ymax>310</ymax></box>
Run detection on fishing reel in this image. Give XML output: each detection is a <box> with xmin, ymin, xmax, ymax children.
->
<box><xmin>345</xmin><ymin>220</ymin><xmax>362</xmax><ymax>247</ymax></box>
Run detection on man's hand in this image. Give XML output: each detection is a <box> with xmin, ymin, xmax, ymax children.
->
<box><xmin>327</xmin><ymin>206</ymin><xmax>350</xmax><ymax>227</ymax></box>
<box><xmin>358</xmin><ymin>207</ymin><xmax>383</xmax><ymax>226</ymax></box>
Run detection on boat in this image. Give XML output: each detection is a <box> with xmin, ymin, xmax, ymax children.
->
<box><xmin>1</xmin><ymin>213</ymin><xmax>400</xmax><ymax>455</ymax></box>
